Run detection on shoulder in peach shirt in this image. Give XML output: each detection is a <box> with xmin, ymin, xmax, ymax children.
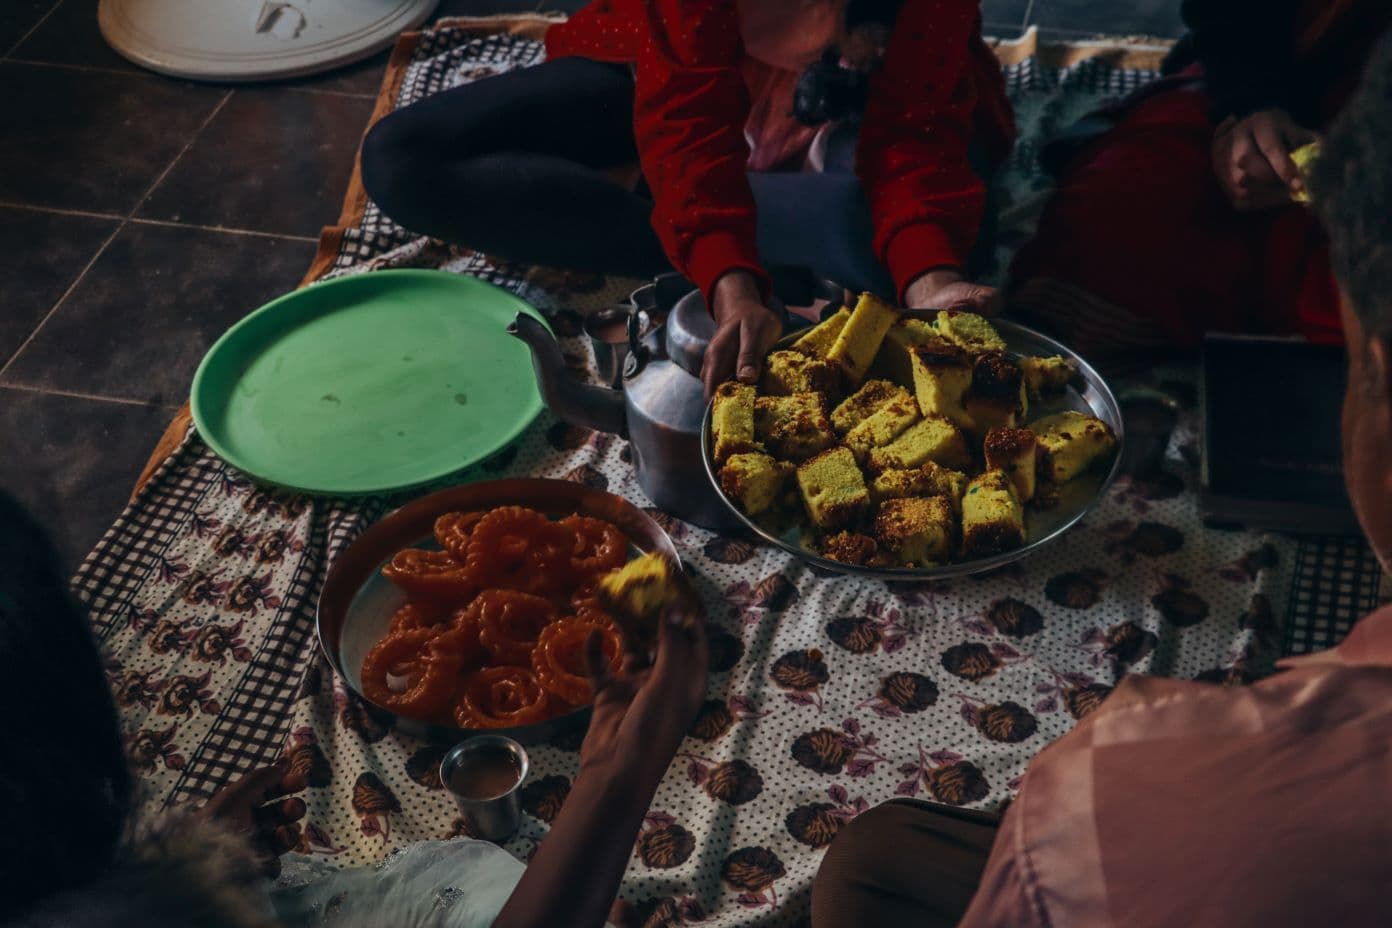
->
<box><xmin>960</xmin><ymin>604</ymin><xmax>1392</xmax><ymax>928</ymax></box>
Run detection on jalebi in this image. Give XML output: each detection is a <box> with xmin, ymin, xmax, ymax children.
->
<box><xmin>430</xmin><ymin>606</ymin><xmax>485</xmax><ymax>668</ymax></box>
<box><xmin>455</xmin><ymin>665</ymin><xmax>552</xmax><ymax>729</ymax></box>
<box><xmin>532</xmin><ymin>615</ymin><xmax>624</xmax><ymax>706</ymax></box>
<box><xmin>434</xmin><ymin>511</ymin><xmax>485</xmax><ymax>561</ymax></box>
<box><xmin>464</xmin><ymin>507</ymin><xmax>566</xmax><ymax>596</ymax></box>
<box><xmin>559</xmin><ymin>515</ymin><xmax>628</xmax><ymax>578</ymax></box>
<box><xmin>473</xmin><ymin>589</ymin><xmax>558</xmax><ymax>665</ymax></box>
<box><xmin>387</xmin><ymin>601</ymin><xmax>446</xmax><ymax>634</ymax></box>
<box><xmin>381</xmin><ymin>548</ymin><xmax>475</xmax><ymax>602</ymax></box>
<box><xmin>365</xmin><ymin>505</ymin><xmax>644</xmax><ymax>727</ymax></box>
<box><xmin>568</xmin><ymin>576</ymin><xmax>602</xmax><ymax>613</ymax></box>
<box><xmin>361</xmin><ymin>628</ymin><xmax>463</xmax><ymax>718</ymax></box>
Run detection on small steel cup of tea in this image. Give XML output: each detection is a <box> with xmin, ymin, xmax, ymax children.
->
<box><xmin>583</xmin><ymin>307</ymin><xmax>637</xmax><ymax>389</ymax></box>
<box><xmin>440</xmin><ymin>735</ymin><xmax>529</xmax><ymax>842</ymax></box>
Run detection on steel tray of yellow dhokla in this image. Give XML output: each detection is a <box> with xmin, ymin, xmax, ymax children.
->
<box><xmin>701</xmin><ymin>293</ymin><xmax>1125</xmax><ymax>579</ymax></box>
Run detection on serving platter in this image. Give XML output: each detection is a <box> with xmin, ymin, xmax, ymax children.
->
<box><xmin>701</xmin><ymin>318</ymin><xmax>1125</xmax><ymax>581</ymax></box>
<box><xmin>192</xmin><ymin>270</ymin><xmax>548</xmax><ymax>496</ymax></box>
<box><xmin>316</xmin><ymin>478</ymin><xmax>681</xmax><ymax>743</ymax></box>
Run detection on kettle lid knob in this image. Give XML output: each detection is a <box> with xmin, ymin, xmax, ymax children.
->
<box><xmin>664</xmin><ymin>288</ymin><xmax>717</xmax><ymax>379</ymax></box>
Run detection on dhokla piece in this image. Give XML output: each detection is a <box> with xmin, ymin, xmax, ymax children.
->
<box><xmin>934</xmin><ymin>310</ymin><xmax>1007</xmax><ymax>354</ymax></box>
<box><xmin>870</xmin><ymin>461</ymin><xmax>969</xmax><ymax>510</ymax></box>
<box><xmin>866</xmin><ymin>415</ymin><xmax>972</xmax><ymax>473</ymax></box>
<box><xmin>1020</xmin><ymin>355</ymin><xmax>1081</xmax><ymax>396</ymax></box>
<box><xmin>1031</xmin><ymin>411</ymin><xmax>1118</xmax><ymax>483</ymax></box>
<box><xmin>719</xmin><ymin>453</ymin><xmax>794</xmax><ymax>516</ymax></box>
<box><xmin>796</xmin><ymin>447</ymin><xmax>871</xmax><ymax>530</ymax></box>
<box><xmin>820</xmin><ymin>531</ymin><xmax>880</xmax><ymax>566</ymax></box>
<box><xmin>910</xmin><ymin>340</ymin><xmax>974</xmax><ymax>429</ymax></box>
<box><xmin>876</xmin><ymin>318</ymin><xmax>950</xmax><ymax>384</ymax></box>
<box><xmin>595</xmin><ymin>553</ymin><xmax>700</xmax><ymax>653</ymax></box>
<box><xmin>875</xmin><ymin>496</ymin><xmax>956</xmax><ymax>566</ymax></box>
<box><xmin>711</xmin><ymin>381</ymin><xmax>760</xmax><ymax>463</ymax></box>
<box><xmin>843</xmin><ymin>395</ymin><xmax>920</xmax><ymax>460</ymax></box>
<box><xmin>827</xmin><ymin>292</ymin><xmax>899</xmax><ymax>387</ymax></box>
<box><xmin>761</xmin><ymin>350</ymin><xmax>840</xmax><ymax>397</ymax></box>
<box><xmin>961</xmin><ymin>470</ymin><xmax>1025</xmax><ymax>558</ymax></box>
<box><xmin>984</xmin><ymin>427</ymin><xmax>1038</xmax><ymax>502</ymax></box>
<box><xmin>831</xmin><ymin>379</ymin><xmax>910</xmax><ymax>435</ymax></box>
<box><xmin>755</xmin><ymin>393</ymin><xmax>835</xmax><ymax>462</ymax></box>
<box><xmin>790</xmin><ymin>306</ymin><xmax>851</xmax><ymax>359</ymax></box>
<box><xmin>964</xmin><ymin>351</ymin><xmax>1028</xmax><ymax>434</ymax></box>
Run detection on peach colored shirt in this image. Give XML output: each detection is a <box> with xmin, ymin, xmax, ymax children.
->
<box><xmin>961</xmin><ymin>604</ymin><xmax>1392</xmax><ymax>927</ymax></box>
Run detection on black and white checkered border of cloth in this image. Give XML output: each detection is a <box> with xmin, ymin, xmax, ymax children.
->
<box><xmin>1284</xmin><ymin>535</ymin><xmax>1388</xmax><ymax>656</ymax></box>
<box><xmin>75</xmin><ymin>436</ymin><xmax>393</xmax><ymax>805</ymax></box>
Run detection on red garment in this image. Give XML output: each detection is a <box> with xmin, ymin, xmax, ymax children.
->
<box><xmin>1010</xmin><ymin>78</ymin><xmax>1343</xmax><ymax>348</ymax></box>
<box><xmin>546</xmin><ymin>1</ymin><xmax>1014</xmax><ymax>304</ymax></box>
<box><xmin>1011</xmin><ymin>0</ymin><xmax>1390</xmax><ymax>350</ymax></box>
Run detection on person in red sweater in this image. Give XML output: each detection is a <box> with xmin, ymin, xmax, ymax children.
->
<box><xmin>362</xmin><ymin>1</ymin><xmax>1013</xmax><ymax>394</ymax></box>
<box><xmin>1008</xmin><ymin>0</ymin><xmax>1391</xmax><ymax>359</ymax></box>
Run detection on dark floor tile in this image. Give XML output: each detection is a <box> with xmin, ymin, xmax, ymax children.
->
<box><xmin>136</xmin><ymin>88</ymin><xmax>375</xmax><ymax>238</ymax></box>
<box><xmin>981</xmin><ymin>0</ymin><xmax>1030</xmax><ymax>30</ymax></box>
<box><xmin>9</xmin><ymin>0</ymin><xmax>142</xmax><ymax>72</ymax></box>
<box><xmin>0</xmin><ymin>0</ymin><xmax>56</xmax><ymax>55</ymax></box>
<box><xmin>2</xmin><ymin>223</ymin><xmax>315</xmax><ymax>405</ymax></box>
<box><xmin>438</xmin><ymin>0</ymin><xmax>546</xmax><ymax>17</ymax></box>
<box><xmin>1029</xmin><ymin>0</ymin><xmax>1185</xmax><ymax>38</ymax></box>
<box><xmin>0</xmin><ymin>206</ymin><xmax>118</xmax><ymax>365</ymax></box>
<box><xmin>286</xmin><ymin>49</ymin><xmax>391</xmax><ymax>98</ymax></box>
<box><xmin>0</xmin><ymin>388</ymin><xmax>175</xmax><ymax>572</ymax></box>
<box><xmin>0</xmin><ymin>61</ymin><xmax>224</xmax><ymax>213</ymax></box>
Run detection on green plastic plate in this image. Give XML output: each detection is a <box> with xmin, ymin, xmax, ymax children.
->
<box><xmin>192</xmin><ymin>270</ymin><xmax>548</xmax><ymax>496</ymax></box>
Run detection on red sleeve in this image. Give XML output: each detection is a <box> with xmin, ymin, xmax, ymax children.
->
<box><xmin>858</xmin><ymin>1</ymin><xmax>988</xmax><ymax>302</ymax></box>
<box><xmin>633</xmin><ymin>0</ymin><xmax>770</xmax><ymax>308</ymax></box>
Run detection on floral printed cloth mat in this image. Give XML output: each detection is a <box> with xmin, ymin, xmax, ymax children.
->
<box><xmin>74</xmin><ymin>21</ymin><xmax>1366</xmax><ymax>928</ymax></box>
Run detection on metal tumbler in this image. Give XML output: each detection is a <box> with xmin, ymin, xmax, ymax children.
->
<box><xmin>439</xmin><ymin>735</ymin><xmax>529</xmax><ymax>842</ymax></box>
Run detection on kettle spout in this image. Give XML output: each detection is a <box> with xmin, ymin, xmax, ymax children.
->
<box><xmin>508</xmin><ymin>312</ymin><xmax>627</xmax><ymax>437</ymax></box>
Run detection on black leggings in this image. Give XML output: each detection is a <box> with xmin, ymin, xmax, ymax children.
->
<box><xmin>362</xmin><ymin>56</ymin><xmax>988</xmax><ymax>296</ymax></box>
<box><xmin>362</xmin><ymin>57</ymin><xmax>670</xmax><ymax>277</ymax></box>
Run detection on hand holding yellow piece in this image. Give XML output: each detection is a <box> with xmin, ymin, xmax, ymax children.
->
<box><xmin>1290</xmin><ymin>142</ymin><xmax>1321</xmax><ymax>204</ymax></box>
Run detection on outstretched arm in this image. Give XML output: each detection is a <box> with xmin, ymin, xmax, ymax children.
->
<box><xmin>633</xmin><ymin>1</ymin><xmax>782</xmax><ymax>396</ymax></box>
<box><xmin>857</xmin><ymin>1</ymin><xmax>995</xmax><ymax>311</ymax></box>
<box><xmin>493</xmin><ymin>608</ymin><xmax>710</xmax><ymax>928</ymax></box>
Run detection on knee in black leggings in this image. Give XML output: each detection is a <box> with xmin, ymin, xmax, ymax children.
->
<box><xmin>360</xmin><ymin>111</ymin><xmax>438</xmax><ymax>225</ymax></box>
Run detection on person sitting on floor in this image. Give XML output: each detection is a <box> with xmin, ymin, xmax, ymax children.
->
<box><xmin>1007</xmin><ymin>0</ymin><xmax>1391</xmax><ymax>359</ymax></box>
<box><xmin>360</xmin><ymin>0</ymin><xmax>1014</xmax><ymax>395</ymax></box>
<box><xmin>0</xmin><ymin>487</ymin><xmax>708</xmax><ymax>928</ymax></box>
<box><xmin>812</xmin><ymin>29</ymin><xmax>1392</xmax><ymax>926</ymax></box>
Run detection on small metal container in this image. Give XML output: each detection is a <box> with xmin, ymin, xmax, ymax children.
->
<box><xmin>440</xmin><ymin>736</ymin><xmax>529</xmax><ymax>842</ymax></box>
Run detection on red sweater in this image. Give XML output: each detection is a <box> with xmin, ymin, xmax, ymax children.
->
<box><xmin>546</xmin><ymin>0</ymin><xmax>1014</xmax><ymax>304</ymax></box>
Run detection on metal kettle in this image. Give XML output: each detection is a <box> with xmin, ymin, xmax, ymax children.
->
<box><xmin>508</xmin><ymin>272</ymin><xmax>840</xmax><ymax>531</ymax></box>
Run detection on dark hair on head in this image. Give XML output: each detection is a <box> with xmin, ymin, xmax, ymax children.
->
<box><xmin>1311</xmin><ymin>29</ymin><xmax>1392</xmax><ymax>338</ymax></box>
<box><xmin>794</xmin><ymin>50</ymin><xmax>872</xmax><ymax>125</ymax></box>
<box><xmin>844</xmin><ymin>0</ymin><xmax>903</xmax><ymax>30</ymax></box>
<box><xmin>793</xmin><ymin>0</ymin><xmax>905</xmax><ymax>126</ymax></box>
<box><xmin>0</xmin><ymin>491</ymin><xmax>134</xmax><ymax>920</ymax></box>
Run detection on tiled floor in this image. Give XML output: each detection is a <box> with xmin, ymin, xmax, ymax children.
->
<box><xmin>0</xmin><ymin>0</ymin><xmax>1181</xmax><ymax>570</ymax></box>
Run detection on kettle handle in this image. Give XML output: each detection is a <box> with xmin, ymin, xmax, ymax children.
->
<box><xmin>507</xmin><ymin>313</ymin><xmax>628</xmax><ymax>438</ymax></box>
<box><xmin>626</xmin><ymin>308</ymin><xmax>644</xmax><ymax>365</ymax></box>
